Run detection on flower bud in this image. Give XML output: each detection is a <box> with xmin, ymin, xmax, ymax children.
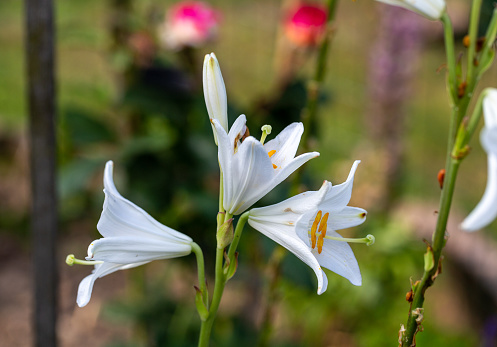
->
<box><xmin>159</xmin><ymin>1</ymin><xmax>220</xmax><ymax>51</ymax></box>
<box><xmin>203</xmin><ymin>53</ymin><xmax>229</xmax><ymax>143</ymax></box>
<box><xmin>284</xmin><ymin>3</ymin><xmax>327</xmax><ymax>47</ymax></box>
<box><xmin>216</xmin><ymin>217</ymin><xmax>234</xmax><ymax>249</ymax></box>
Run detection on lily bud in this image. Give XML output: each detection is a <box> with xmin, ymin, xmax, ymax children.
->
<box><xmin>375</xmin><ymin>0</ymin><xmax>446</xmax><ymax>21</ymax></box>
<box><xmin>216</xmin><ymin>217</ymin><xmax>234</xmax><ymax>249</ymax></box>
<box><xmin>284</xmin><ymin>3</ymin><xmax>327</xmax><ymax>47</ymax></box>
<box><xmin>203</xmin><ymin>53</ymin><xmax>228</xmax><ymax>144</ymax></box>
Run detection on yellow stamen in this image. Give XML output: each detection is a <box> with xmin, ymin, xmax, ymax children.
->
<box><xmin>272</xmin><ymin>164</ymin><xmax>277</xmax><ymax>169</ymax></box>
<box><xmin>268</xmin><ymin>150</ymin><xmax>276</xmax><ymax>157</ymax></box>
<box><xmin>317</xmin><ymin>212</ymin><xmax>329</xmax><ymax>254</ymax></box>
<box><xmin>310</xmin><ymin>210</ymin><xmax>322</xmax><ymax>249</ymax></box>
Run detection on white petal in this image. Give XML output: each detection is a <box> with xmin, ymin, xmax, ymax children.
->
<box><xmin>77</xmin><ymin>273</ymin><xmax>96</xmax><ymax>308</ymax></box>
<box><xmin>319</xmin><ymin>160</ymin><xmax>360</xmax><ymax>211</ymax></box>
<box><xmin>461</xmin><ymin>154</ymin><xmax>497</xmax><ymax>231</ymax></box>
<box><xmin>87</xmin><ymin>236</ymin><xmax>192</xmax><ymax>263</ymax></box>
<box><xmin>203</xmin><ymin>53</ymin><xmax>228</xmax><ymax>143</ymax></box>
<box><xmin>328</xmin><ymin>206</ymin><xmax>368</xmax><ymax>231</ymax></box>
<box><xmin>313</xmin><ymin>230</ymin><xmax>362</xmax><ymax>286</ymax></box>
<box><xmin>375</xmin><ymin>0</ymin><xmax>445</xmax><ymax>20</ymax></box>
<box><xmin>484</xmin><ymin>89</ymin><xmax>497</xmax><ymax>129</ymax></box>
<box><xmin>481</xmin><ymin>127</ymin><xmax>497</xmax><ymax>155</ymax></box>
<box><xmin>228</xmin><ymin>137</ymin><xmax>275</xmax><ymax>214</ymax></box>
<box><xmin>249</xmin><ymin>181</ymin><xmax>328</xmax><ymax>219</ymax></box>
<box><xmin>76</xmin><ymin>261</ymin><xmax>148</xmax><ymax>307</ymax></box>
<box><xmin>213</xmin><ymin>117</ymin><xmax>319</xmax><ymax>215</ymax></box>
<box><xmin>228</xmin><ymin>114</ymin><xmax>248</xmax><ymax>147</ymax></box>
<box><xmin>264</xmin><ymin>123</ymin><xmax>303</xmax><ymax>168</ymax></box>
<box><xmin>248</xmin><ymin>217</ymin><xmax>326</xmax><ymax>294</ymax></box>
<box><xmin>99</xmin><ymin>161</ymin><xmax>192</xmax><ymax>243</ymax></box>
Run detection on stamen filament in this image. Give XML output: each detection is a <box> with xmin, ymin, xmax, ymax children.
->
<box><xmin>66</xmin><ymin>254</ymin><xmax>103</xmax><ymax>266</ymax></box>
<box><xmin>324</xmin><ymin>234</ymin><xmax>375</xmax><ymax>246</ymax></box>
<box><xmin>306</xmin><ymin>233</ymin><xmax>375</xmax><ymax>246</ymax></box>
<box><xmin>260</xmin><ymin>125</ymin><xmax>272</xmax><ymax>144</ymax></box>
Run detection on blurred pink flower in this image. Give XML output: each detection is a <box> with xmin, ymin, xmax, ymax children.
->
<box><xmin>159</xmin><ymin>1</ymin><xmax>221</xmax><ymax>50</ymax></box>
<box><xmin>284</xmin><ymin>3</ymin><xmax>327</xmax><ymax>47</ymax></box>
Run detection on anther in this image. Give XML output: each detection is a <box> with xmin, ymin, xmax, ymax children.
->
<box><xmin>268</xmin><ymin>150</ymin><xmax>276</xmax><ymax>157</ymax></box>
<box><xmin>260</xmin><ymin>125</ymin><xmax>272</xmax><ymax>144</ymax></box>
<box><xmin>310</xmin><ymin>210</ymin><xmax>322</xmax><ymax>249</ymax></box>
<box><xmin>317</xmin><ymin>212</ymin><xmax>329</xmax><ymax>254</ymax></box>
<box><xmin>66</xmin><ymin>254</ymin><xmax>103</xmax><ymax>266</ymax></box>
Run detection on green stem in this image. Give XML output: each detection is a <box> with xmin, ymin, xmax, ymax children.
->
<box><xmin>197</xmin><ymin>212</ymin><xmax>248</xmax><ymax>346</ymax></box>
<box><xmin>227</xmin><ymin>212</ymin><xmax>249</xmax><ymax>272</ymax></box>
<box><xmin>191</xmin><ymin>242</ymin><xmax>208</xmax><ymax>308</ymax></box>
<box><xmin>402</xmin><ymin>158</ymin><xmax>461</xmax><ymax>346</ymax></box>
<box><xmin>441</xmin><ymin>14</ymin><xmax>458</xmax><ymax>104</ymax></box>
<box><xmin>466</xmin><ymin>0</ymin><xmax>482</xmax><ymax>86</ymax></box>
<box><xmin>453</xmin><ymin>90</ymin><xmax>486</xmax><ymax>155</ymax></box>
<box><xmin>198</xmin><ymin>248</ymin><xmax>225</xmax><ymax>347</ymax></box>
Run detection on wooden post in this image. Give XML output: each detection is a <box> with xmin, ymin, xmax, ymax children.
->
<box><xmin>25</xmin><ymin>0</ymin><xmax>58</xmax><ymax>345</ymax></box>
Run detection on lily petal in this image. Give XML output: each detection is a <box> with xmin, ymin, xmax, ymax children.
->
<box><xmin>87</xmin><ymin>236</ymin><xmax>192</xmax><ymax>263</ymax></box>
<box><xmin>77</xmin><ymin>261</ymin><xmax>148</xmax><ymax>307</ymax></box>
<box><xmin>99</xmin><ymin>161</ymin><xmax>192</xmax><ymax>243</ymax></box>
<box><xmin>483</xmin><ymin>89</ymin><xmax>497</xmax><ymax>129</ymax></box>
<box><xmin>319</xmin><ymin>160</ymin><xmax>360</xmax><ymax>211</ymax></box>
<box><xmin>327</xmin><ymin>206</ymin><xmax>368</xmax><ymax>230</ymax></box>
<box><xmin>375</xmin><ymin>0</ymin><xmax>445</xmax><ymax>21</ymax></box>
<box><xmin>264</xmin><ymin>123</ymin><xmax>303</xmax><ymax>168</ymax></box>
<box><xmin>213</xmin><ymin>118</ymin><xmax>319</xmax><ymax>215</ymax></box>
<box><xmin>247</xmin><ymin>217</ymin><xmax>326</xmax><ymax>294</ymax></box>
<box><xmin>481</xmin><ymin>127</ymin><xmax>497</xmax><ymax>155</ymax></box>
<box><xmin>313</xmin><ymin>230</ymin><xmax>362</xmax><ymax>286</ymax></box>
<box><xmin>461</xmin><ymin>154</ymin><xmax>497</xmax><ymax>231</ymax></box>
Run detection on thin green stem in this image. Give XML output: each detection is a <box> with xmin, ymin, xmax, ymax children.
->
<box><xmin>227</xmin><ymin>212</ymin><xmax>249</xmax><ymax>269</ymax></box>
<box><xmin>197</xmin><ymin>212</ymin><xmax>249</xmax><ymax>346</ymax></box>
<box><xmin>402</xmin><ymin>11</ymin><xmax>469</xmax><ymax>346</ymax></box>
<box><xmin>402</xmin><ymin>158</ymin><xmax>461</xmax><ymax>346</ymax></box>
<box><xmin>467</xmin><ymin>0</ymin><xmax>482</xmax><ymax>86</ymax></box>
<box><xmin>441</xmin><ymin>14</ymin><xmax>458</xmax><ymax>104</ymax></box>
<box><xmin>191</xmin><ymin>242</ymin><xmax>208</xmax><ymax>308</ymax></box>
<box><xmin>198</xmin><ymin>248</ymin><xmax>225</xmax><ymax>347</ymax></box>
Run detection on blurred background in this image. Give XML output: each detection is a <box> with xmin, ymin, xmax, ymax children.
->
<box><xmin>1</xmin><ymin>0</ymin><xmax>497</xmax><ymax>346</ymax></box>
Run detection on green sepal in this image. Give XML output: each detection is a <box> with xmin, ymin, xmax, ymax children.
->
<box><xmin>216</xmin><ymin>218</ymin><xmax>234</xmax><ymax>249</ymax></box>
<box><xmin>225</xmin><ymin>252</ymin><xmax>239</xmax><ymax>280</ymax></box>
<box><xmin>424</xmin><ymin>247</ymin><xmax>435</xmax><ymax>272</ymax></box>
<box><xmin>194</xmin><ymin>286</ymin><xmax>209</xmax><ymax>321</ymax></box>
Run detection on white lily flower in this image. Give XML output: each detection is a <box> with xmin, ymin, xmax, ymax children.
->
<box><xmin>203</xmin><ymin>52</ymin><xmax>228</xmax><ymax>144</ymax></box>
<box><xmin>462</xmin><ymin>89</ymin><xmax>497</xmax><ymax>231</ymax></box>
<box><xmin>375</xmin><ymin>0</ymin><xmax>446</xmax><ymax>21</ymax></box>
<box><xmin>212</xmin><ymin>114</ymin><xmax>320</xmax><ymax>215</ymax></box>
<box><xmin>248</xmin><ymin>161</ymin><xmax>368</xmax><ymax>294</ymax></box>
<box><xmin>75</xmin><ymin>161</ymin><xmax>193</xmax><ymax>307</ymax></box>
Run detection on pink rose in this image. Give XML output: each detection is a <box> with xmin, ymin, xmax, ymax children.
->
<box><xmin>160</xmin><ymin>1</ymin><xmax>221</xmax><ymax>50</ymax></box>
<box><xmin>284</xmin><ymin>3</ymin><xmax>327</xmax><ymax>47</ymax></box>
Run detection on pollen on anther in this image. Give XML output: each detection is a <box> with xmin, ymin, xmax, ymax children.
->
<box><xmin>272</xmin><ymin>164</ymin><xmax>277</xmax><ymax>169</ymax></box>
<box><xmin>268</xmin><ymin>150</ymin><xmax>276</xmax><ymax>157</ymax></box>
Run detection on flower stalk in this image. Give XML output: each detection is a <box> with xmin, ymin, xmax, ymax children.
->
<box><xmin>401</xmin><ymin>7</ymin><xmax>497</xmax><ymax>346</ymax></box>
